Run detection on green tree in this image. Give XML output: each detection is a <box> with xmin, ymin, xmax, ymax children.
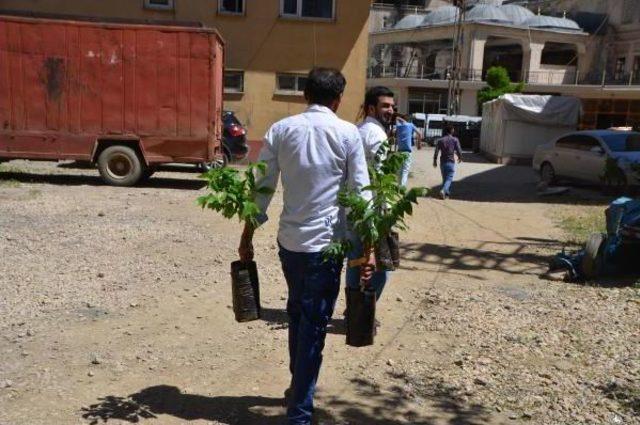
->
<box><xmin>477</xmin><ymin>66</ymin><xmax>524</xmax><ymax>106</ymax></box>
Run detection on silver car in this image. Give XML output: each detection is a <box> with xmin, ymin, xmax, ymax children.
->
<box><xmin>533</xmin><ymin>130</ymin><xmax>640</xmax><ymax>186</ymax></box>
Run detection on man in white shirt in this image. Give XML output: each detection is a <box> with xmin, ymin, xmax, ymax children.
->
<box><xmin>238</xmin><ymin>68</ymin><xmax>374</xmax><ymax>425</ymax></box>
<box><xmin>357</xmin><ymin>86</ymin><xmax>394</xmax><ymax>165</ymax></box>
<box><xmin>346</xmin><ymin>86</ymin><xmax>395</xmax><ymax>302</ymax></box>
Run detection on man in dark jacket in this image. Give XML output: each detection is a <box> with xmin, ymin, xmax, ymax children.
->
<box><xmin>433</xmin><ymin>125</ymin><xmax>462</xmax><ymax>199</ymax></box>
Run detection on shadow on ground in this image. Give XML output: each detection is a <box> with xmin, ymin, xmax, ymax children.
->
<box><xmin>600</xmin><ymin>380</ymin><xmax>640</xmax><ymax>417</ymax></box>
<box><xmin>81</xmin><ymin>386</ymin><xmax>284</xmax><ymax>425</ymax></box>
<box><xmin>81</xmin><ymin>378</ymin><xmax>493</xmax><ymax>425</ymax></box>
<box><xmin>400</xmin><ymin>237</ymin><xmax>564</xmax><ymax>278</ymax></box>
<box><xmin>57</xmin><ymin>161</ymin><xmax>207</xmax><ymax>174</ymax></box>
<box><xmin>0</xmin><ymin>171</ymin><xmax>205</xmax><ymax>190</ymax></box>
<box><xmin>318</xmin><ymin>376</ymin><xmax>493</xmax><ymax>425</ymax></box>
<box><xmin>401</xmin><ymin>237</ymin><xmax>640</xmax><ymax>287</ymax></box>
<box><xmin>426</xmin><ymin>153</ymin><xmax>616</xmax><ymax>205</ymax></box>
<box><xmin>260</xmin><ymin>307</ymin><xmax>346</xmax><ymax>335</ymax></box>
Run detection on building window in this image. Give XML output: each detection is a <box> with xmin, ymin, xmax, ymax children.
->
<box><xmin>144</xmin><ymin>0</ymin><xmax>174</xmax><ymax>11</ymax></box>
<box><xmin>219</xmin><ymin>0</ymin><xmax>244</xmax><ymax>14</ymax></box>
<box><xmin>614</xmin><ymin>57</ymin><xmax>626</xmax><ymax>81</ymax></box>
<box><xmin>276</xmin><ymin>73</ymin><xmax>308</xmax><ymax>94</ymax></box>
<box><xmin>633</xmin><ymin>56</ymin><xmax>640</xmax><ymax>83</ymax></box>
<box><xmin>281</xmin><ymin>0</ymin><xmax>335</xmax><ymax>20</ymax></box>
<box><xmin>224</xmin><ymin>71</ymin><xmax>244</xmax><ymax>93</ymax></box>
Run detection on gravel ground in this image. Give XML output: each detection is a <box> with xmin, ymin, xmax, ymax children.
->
<box><xmin>0</xmin><ymin>151</ymin><xmax>638</xmax><ymax>425</ymax></box>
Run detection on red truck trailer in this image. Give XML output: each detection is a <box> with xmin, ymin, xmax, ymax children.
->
<box><xmin>0</xmin><ymin>14</ymin><xmax>224</xmax><ymax>186</ymax></box>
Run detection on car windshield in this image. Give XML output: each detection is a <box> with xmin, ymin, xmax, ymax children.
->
<box><xmin>601</xmin><ymin>133</ymin><xmax>640</xmax><ymax>152</ymax></box>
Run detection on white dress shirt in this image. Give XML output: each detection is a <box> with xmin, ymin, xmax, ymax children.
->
<box><xmin>255</xmin><ymin>104</ymin><xmax>371</xmax><ymax>253</ymax></box>
<box><xmin>357</xmin><ymin>116</ymin><xmax>388</xmax><ymax>165</ymax></box>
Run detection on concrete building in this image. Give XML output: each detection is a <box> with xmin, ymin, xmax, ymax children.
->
<box><xmin>0</xmin><ymin>0</ymin><xmax>372</xmax><ymax>143</ymax></box>
<box><xmin>368</xmin><ymin>0</ymin><xmax>640</xmax><ymax>130</ymax></box>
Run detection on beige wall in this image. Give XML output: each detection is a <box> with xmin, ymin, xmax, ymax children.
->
<box><xmin>0</xmin><ymin>0</ymin><xmax>371</xmax><ymax>140</ymax></box>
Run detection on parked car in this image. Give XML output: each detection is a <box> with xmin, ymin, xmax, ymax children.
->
<box><xmin>533</xmin><ymin>130</ymin><xmax>640</xmax><ymax>187</ymax></box>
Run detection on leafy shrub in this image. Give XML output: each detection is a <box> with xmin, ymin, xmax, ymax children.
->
<box><xmin>478</xmin><ymin>66</ymin><xmax>524</xmax><ymax>106</ymax></box>
<box><xmin>197</xmin><ymin>162</ymin><xmax>274</xmax><ymax>227</ymax></box>
<box><xmin>324</xmin><ymin>142</ymin><xmax>427</xmax><ymax>259</ymax></box>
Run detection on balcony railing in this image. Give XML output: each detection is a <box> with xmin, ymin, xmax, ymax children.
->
<box><xmin>371</xmin><ymin>2</ymin><xmax>429</xmax><ymax>13</ymax></box>
<box><xmin>368</xmin><ymin>64</ymin><xmax>640</xmax><ymax>87</ymax></box>
<box><xmin>368</xmin><ymin>65</ymin><xmax>502</xmax><ymax>82</ymax></box>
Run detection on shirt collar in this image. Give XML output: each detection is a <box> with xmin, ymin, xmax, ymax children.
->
<box><xmin>306</xmin><ymin>104</ymin><xmax>336</xmax><ymax>116</ymax></box>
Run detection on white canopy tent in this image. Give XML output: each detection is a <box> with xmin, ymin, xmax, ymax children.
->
<box><xmin>480</xmin><ymin>94</ymin><xmax>582</xmax><ymax>164</ymax></box>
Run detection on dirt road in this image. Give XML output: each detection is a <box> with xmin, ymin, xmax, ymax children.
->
<box><xmin>1</xmin><ymin>150</ymin><xmax>638</xmax><ymax>425</ymax></box>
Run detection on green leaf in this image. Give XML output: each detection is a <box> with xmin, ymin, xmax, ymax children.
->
<box><xmin>196</xmin><ymin>161</ymin><xmax>272</xmax><ymax>226</ymax></box>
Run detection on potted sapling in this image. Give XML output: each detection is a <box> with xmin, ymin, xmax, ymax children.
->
<box><xmin>326</xmin><ymin>147</ymin><xmax>426</xmax><ymax>346</ymax></box>
<box><xmin>197</xmin><ymin>162</ymin><xmax>274</xmax><ymax>322</ymax></box>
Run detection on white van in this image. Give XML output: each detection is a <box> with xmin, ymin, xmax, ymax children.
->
<box><xmin>409</xmin><ymin>113</ymin><xmax>426</xmax><ymax>137</ymax></box>
<box><xmin>422</xmin><ymin>114</ymin><xmax>447</xmax><ymax>145</ymax></box>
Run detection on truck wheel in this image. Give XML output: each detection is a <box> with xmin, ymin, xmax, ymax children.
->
<box><xmin>97</xmin><ymin>145</ymin><xmax>144</xmax><ymax>186</ymax></box>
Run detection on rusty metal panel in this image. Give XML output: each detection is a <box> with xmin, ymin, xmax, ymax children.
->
<box><xmin>0</xmin><ymin>14</ymin><xmax>224</xmax><ymax>164</ymax></box>
<box><xmin>22</xmin><ymin>23</ymin><xmax>47</xmax><ymax>131</ymax></box>
<box><xmin>212</xmin><ymin>37</ymin><xmax>224</xmax><ymax>152</ymax></box>
<box><xmin>136</xmin><ymin>29</ymin><xmax>159</xmax><ymax>135</ymax></box>
<box><xmin>5</xmin><ymin>23</ymin><xmax>25</xmax><ymax>131</ymax></box>
<box><xmin>0</xmin><ymin>22</ymin><xmax>10</xmax><ymax>131</ymax></box>
<box><xmin>122</xmin><ymin>29</ymin><xmax>137</xmax><ymax>133</ymax></box>
<box><xmin>79</xmin><ymin>27</ymin><xmax>103</xmax><ymax>133</ymax></box>
<box><xmin>65</xmin><ymin>25</ymin><xmax>82</xmax><ymax>134</ymax></box>
<box><xmin>100</xmin><ymin>28</ymin><xmax>124</xmax><ymax>132</ymax></box>
<box><xmin>177</xmin><ymin>32</ymin><xmax>191</xmax><ymax>136</ymax></box>
<box><xmin>157</xmin><ymin>31</ymin><xmax>178</xmax><ymax>135</ymax></box>
<box><xmin>190</xmin><ymin>33</ymin><xmax>210</xmax><ymax>137</ymax></box>
<box><xmin>42</xmin><ymin>24</ymin><xmax>66</xmax><ymax>131</ymax></box>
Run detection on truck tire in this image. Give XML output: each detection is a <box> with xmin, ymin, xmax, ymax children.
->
<box><xmin>97</xmin><ymin>145</ymin><xmax>144</xmax><ymax>187</ymax></box>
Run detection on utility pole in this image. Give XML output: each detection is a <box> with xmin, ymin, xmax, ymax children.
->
<box><xmin>447</xmin><ymin>0</ymin><xmax>466</xmax><ymax>115</ymax></box>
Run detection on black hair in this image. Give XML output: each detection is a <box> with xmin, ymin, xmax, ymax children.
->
<box><xmin>444</xmin><ymin>125</ymin><xmax>455</xmax><ymax>135</ymax></box>
<box><xmin>364</xmin><ymin>86</ymin><xmax>394</xmax><ymax>110</ymax></box>
<box><xmin>304</xmin><ymin>67</ymin><xmax>346</xmax><ymax>106</ymax></box>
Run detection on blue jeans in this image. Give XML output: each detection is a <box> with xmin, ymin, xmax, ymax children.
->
<box><xmin>440</xmin><ymin>161</ymin><xmax>456</xmax><ymax>196</ymax></box>
<box><xmin>398</xmin><ymin>152</ymin><xmax>412</xmax><ymax>187</ymax></box>
<box><xmin>278</xmin><ymin>244</ymin><xmax>343</xmax><ymax>425</ymax></box>
<box><xmin>345</xmin><ymin>237</ymin><xmax>389</xmax><ymax>301</ymax></box>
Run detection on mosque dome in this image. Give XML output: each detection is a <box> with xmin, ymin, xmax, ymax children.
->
<box><xmin>499</xmin><ymin>4</ymin><xmax>535</xmax><ymax>25</ymax></box>
<box><xmin>467</xmin><ymin>0</ymin><xmax>504</xmax><ymax>6</ymax></box>
<box><xmin>394</xmin><ymin>14</ymin><xmax>425</xmax><ymax>29</ymax></box>
<box><xmin>421</xmin><ymin>5</ymin><xmax>460</xmax><ymax>26</ymax></box>
<box><xmin>465</xmin><ymin>4</ymin><xmax>512</xmax><ymax>24</ymax></box>
<box><xmin>524</xmin><ymin>15</ymin><xmax>582</xmax><ymax>31</ymax></box>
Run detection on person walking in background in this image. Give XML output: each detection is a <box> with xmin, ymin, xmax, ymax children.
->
<box><xmin>433</xmin><ymin>125</ymin><xmax>462</xmax><ymax>200</ymax></box>
<box><xmin>238</xmin><ymin>68</ymin><xmax>374</xmax><ymax>425</ymax></box>
<box><xmin>394</xmin><ymin>115</ymin><xmax>422</xmax><ymax>187</ymax></box>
